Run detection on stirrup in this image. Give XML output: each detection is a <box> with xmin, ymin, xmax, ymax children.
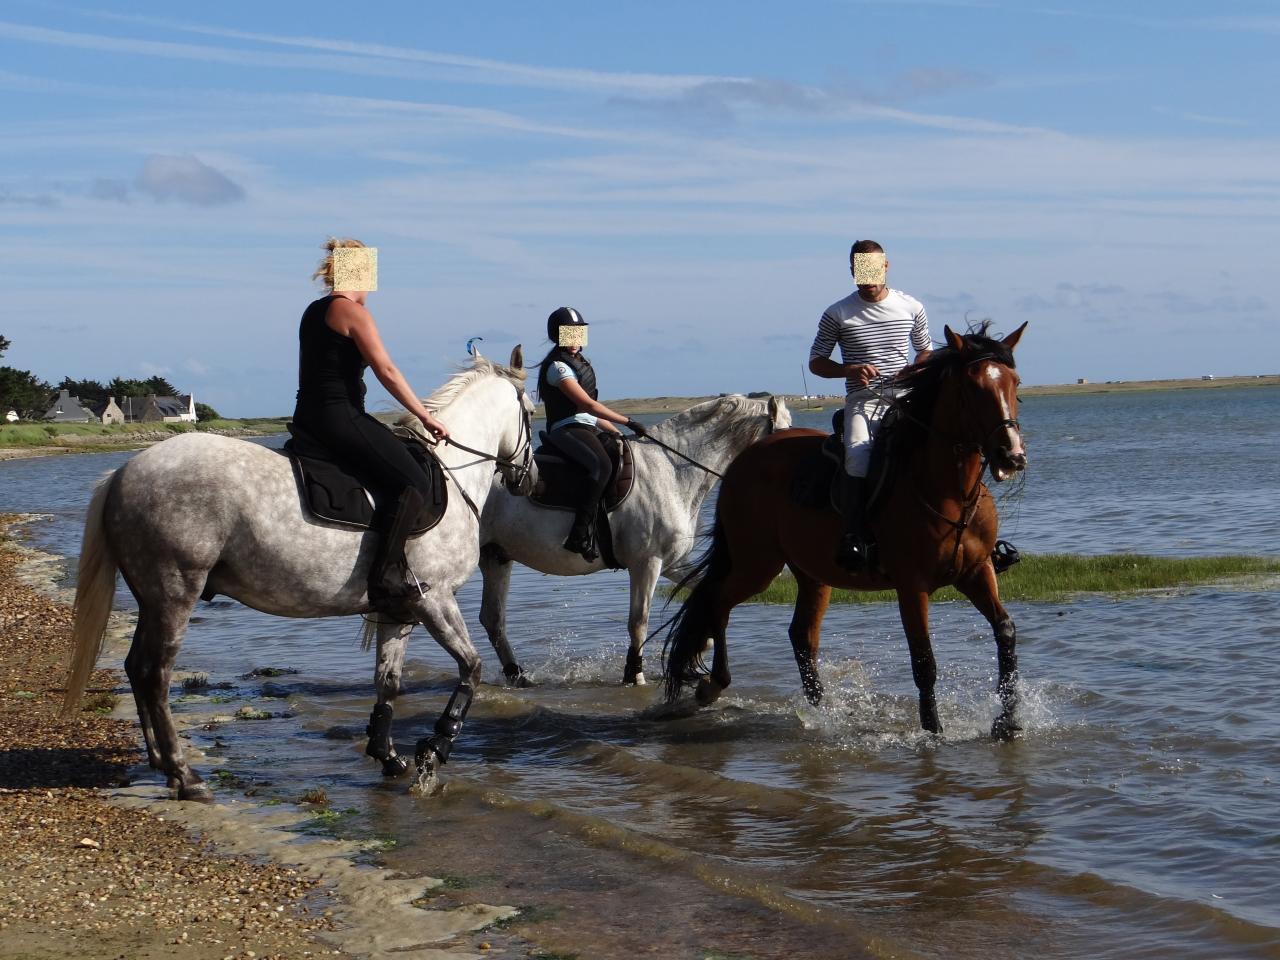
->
<box><xmin>835</xmin><ymin>534</ymin><xmax>872</xmax><ymax>573</ymax></box>
<box><xmin>991</xmin><ymin>539</ymin><xmax>1021</xmax><ymax>574</ymax></box>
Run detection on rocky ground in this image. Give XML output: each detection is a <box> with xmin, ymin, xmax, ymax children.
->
<box><xmin>0</xmin><ymin>515</ymin><xmax>349</xmax><ymax>960</ymax></box>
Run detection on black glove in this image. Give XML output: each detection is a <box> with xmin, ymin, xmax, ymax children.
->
<box><xmin>625</xmin><ymin>418</ymin><xmax>648</xmax><ymax>438</ymax></box>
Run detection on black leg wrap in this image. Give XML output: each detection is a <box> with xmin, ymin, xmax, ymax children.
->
<box><xmin>624</xmin><ymin>648</ymin><xmax>644</xmax><ymax>683</ymax></box>
<box><xmin>991</xmin><ymin>618</ymin><xmax>1022</xmax><ymax>741</ymax></box>
<box><xmin>503</xmin><ymin>662</ymin><xmax>529</xmax><ymax>687</ymax></box>
<box><xmin>365</xmin><ymin>703</ymin><xmax>394</xmax><ymax>760</ymax></box>
<box><xmin>434</xmin><ymin>682</ymin><xmax>474</xmax><ymax>739</ymax></box>
<box><xmin>416</xmin><ymin>734</ymin><xmax>452</xmax><ymax>768</ymax></box>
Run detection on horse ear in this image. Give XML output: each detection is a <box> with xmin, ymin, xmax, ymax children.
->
<box><xmin>767</xmin><ymin>395</ymin><xmax>780</xmax><ymax>420</ymax></box>
<box><xmin>1001</xmin><ymin>322</ymin><xmax>1028</xmax><ymax>351</ymax></box>
<box><xmin>944</xmin><ymin>325</ymin><xmax>965</xmax><ymax>352</ymax></box>
<box><xmin>510</xmin><ymin>344</ymin><xmax>524</xmax><ymax>370</ymax></box>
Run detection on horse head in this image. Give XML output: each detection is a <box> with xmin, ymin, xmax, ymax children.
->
<box><xmin>942</xmin><ymin>321</ymin><xmax>1028</xmax><ymax>482</ymax></box>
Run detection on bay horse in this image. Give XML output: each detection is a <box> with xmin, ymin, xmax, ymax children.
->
<box><xmin>662</xmin><ymin>323</ymin><xmax>1028</xmax><ymax>740</ymax></box>
<box><xmin>476</xmin><ymin>394</ymin><xmax>791</xmax><ymax>688</ymax></box>
<box><xmin>62</xmin><ymin>349</ymin><xmax>536</xmax><ymax>799</ymax></box>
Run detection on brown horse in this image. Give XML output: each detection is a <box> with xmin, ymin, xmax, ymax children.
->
<box><xmin>662</xmin><ymin>322</ymin><xmax>1028</xmax><ymax>740</ymax></box>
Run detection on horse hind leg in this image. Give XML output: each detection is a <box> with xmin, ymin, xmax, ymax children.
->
<box><xmin>124</xmin><ymin>620</ymin><xmax>160</xmax><ymax>770</ymax></box>
<box><xmin>478</xmin><ymin>543</ymin><xmax>529</xmax><ymax>687</ymax></box>
<box><xmin>787</xmin><ymin>567</ymin><xmax>832</xmax><ymax>706</ymax></box>
<box><xmin>624</xmin><ymin>557</ymin><xmax>663</xmax><ymax>685</ymax></box>
<box><xmin>132</xmin><ymin>594</ymin><xmax>211</xmax><ymax>802</ymax></box>
<box><xmin>696</xmin><ymin>554</ymin><xmax>785</xmax><ymax>706</ymax></box>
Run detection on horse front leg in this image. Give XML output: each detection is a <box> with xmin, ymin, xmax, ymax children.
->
<box><xmin>788</xmin><ymin>568</ymin><xmax>832</xmax><ymax>706</ymax></box>
<box><xmin>624</xmin><ymin>557</ymin><xmax>662</xmax><ymax>685</ymax></box>
<box><xmin>478</xmin><ymin>543</ymin><xmax>529</xmax><ymax>687</ymax></box>
<box><xmin>413</xmin><ymin>597</ymin><xmax>483</xmax><ymax>793</ymax></box>
<box><xmin>956</xmin><ymin>562</ymin><xmax>1022</xmax><ymax>741</ymax></box>
<box><xmin>896</xmin><ymin>589</ymin><xmax>942</xmax><ymax>735</ymax></box>
<box><xmin>366</xmin><ymin>620</ymin><xmax>414</xmax><ymax>777</ymax></box>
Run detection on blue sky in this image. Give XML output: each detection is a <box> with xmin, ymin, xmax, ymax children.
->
<box><xmin>2</xmin><ymin>0</ymin><xmax>1277</xmax><ymax>416</ymax></box>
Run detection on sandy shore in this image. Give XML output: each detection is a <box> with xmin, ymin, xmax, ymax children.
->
<box><xmin>0</xmin><ymin>516</ymin><xmax>520</xmax><ymax>960</ymax></box>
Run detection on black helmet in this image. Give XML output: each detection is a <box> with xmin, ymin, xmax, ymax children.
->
<box><xmin>547</xmin><ymin>306</ymin><xmax>587</xmax><ymax>344</ymax></box>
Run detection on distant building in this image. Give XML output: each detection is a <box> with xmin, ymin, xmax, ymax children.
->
<box><xmin>1077</xmin><ymin>378</ymin><xmax>1089</xmax><ymax>384</ymax></box>
<box><xmin>4</xmin><ymin>410</ymin><xmax>17</xmax><ymax>424</ymax></box>
<box><xmin>43</xmin><ymin>389</ymin><xmax>94</xmax><ymax>423</ymax></box>
<box><xmin>134</xmin><ymin>394</ymin><xmax>197</xmax><ymax>423</ymax></box>
<box><xmin>89</xmin><ymin>396</ymin><xmax>126</xmax><ymax>425</ymax></box>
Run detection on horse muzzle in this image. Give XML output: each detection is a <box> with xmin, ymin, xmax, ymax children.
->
<box><xmin>989</xmin><ymin>449</ymin><xmax>1028</xmax><ymax>482</ymax></box>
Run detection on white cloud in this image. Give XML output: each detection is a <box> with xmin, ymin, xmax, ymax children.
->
<box><xmin>135</xmin><ymin>154</ymin><xmax>245</xmax><ymax>206</ymax></box>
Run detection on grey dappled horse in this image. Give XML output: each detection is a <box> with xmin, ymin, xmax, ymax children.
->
<box><xmin>63</xmin><ymin>350</ymin><xmax>535</xmax><ymax>800</ymax></box>
<box><xmin>475</xmin><ymin>395</ymin><xmax>791</xmax><ymax>686</ymax></box>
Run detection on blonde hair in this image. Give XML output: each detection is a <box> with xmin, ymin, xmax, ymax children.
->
<box><xmin>312</xmin><ymin>237</ymin><xmax>367</xmax><ymax>288</ymax></box>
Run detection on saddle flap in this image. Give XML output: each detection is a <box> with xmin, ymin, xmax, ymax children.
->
<box><xmin>530</xmin><ymin>432</ymin><xmax>634</xmax><ymax>513</ymax></box>
<box><xmin>284</xmin><ymin>423</ymin><xmax>447</xmax><ymax>535</ymax></box>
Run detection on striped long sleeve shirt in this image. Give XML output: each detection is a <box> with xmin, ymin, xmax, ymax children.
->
<box><xmin>809</xmin><ymin>289</ymin><xmax>932</xmax><ymax>396</ymax></box>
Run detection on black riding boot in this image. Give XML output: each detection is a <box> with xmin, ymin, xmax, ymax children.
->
<box><xmin>368</xmin><ymin>488</ymin><xmax>426</xmax><ymax>621</ymax></box>
<box><xmin>835</xmin><ymin>474</ymin><xmax>872</xmax><ymax>572</ymax></box>
<box><xmin>563</xmin><ymin>500</ymin><xmax>600</xmax><ymax>562</ymax></box>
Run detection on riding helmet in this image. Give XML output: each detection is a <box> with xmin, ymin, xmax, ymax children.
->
<box><xmin>547</xmin><ymin>306</ymin><xmax>587</xmax><ymax>344</ymax></box>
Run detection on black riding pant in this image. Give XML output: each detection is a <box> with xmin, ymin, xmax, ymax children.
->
<box><xmin>552</xmin><ymin>424</ymin><xmax>611</xmax><ymax>511</ymax></box>
<box><xmin>294</xmin><ymin>401</ymin><xmax>432</xmax><ymax>529</ymax></box>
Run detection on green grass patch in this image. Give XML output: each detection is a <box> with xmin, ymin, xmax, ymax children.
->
<box><xmin>0</xmin><ymin>418</ymin><xmax>286</xmax><ymax>447</ymax></box>
<box><xmin>666</xmin><ymin>554</ymin><xmax>1280</xmax><ymax>605</ymax></box>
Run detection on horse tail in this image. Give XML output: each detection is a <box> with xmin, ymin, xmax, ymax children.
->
<box><xmin>62</xmin><ymin>471</ymin><xmax>120</xmax><ymax>716</ymax></box>
<box><xmin>662</xmin><ymin>518</ymin><xmax>732</xmax><ymax>703</ymax></box>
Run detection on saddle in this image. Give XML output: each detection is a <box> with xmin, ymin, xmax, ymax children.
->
<box><xmin>790</xmin><ymin>408</ymin><xmax>898</xmax><ymax>517</ymax></box>
<box><xmin>530</xmin><ymin>430</ymin><xmax>635</xmax><ymax>570</ymax></box>
<box><xmin>283</xmin><ymin>422</ymin><xmax>447</xmax><ymax>535</ymax></box>
<box><xmin>789</xmin><ymin>409</ymin><xmax>1023</xmax><ymax>575</ymax></box>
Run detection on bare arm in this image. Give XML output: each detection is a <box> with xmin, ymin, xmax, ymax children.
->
<box><xmin>327</xmin><ymin>298</ymin><xmax>449</xmax><ymax>440</ymax></box>
<box><xmin>555</xmin><ymin>376</ymin><xmax>629</xmax><ymax>431</ymax></box>
<box><xmin>809</xmin><ymin>356</ymin><xmax>880</xmax><ymax>387</ymax></box>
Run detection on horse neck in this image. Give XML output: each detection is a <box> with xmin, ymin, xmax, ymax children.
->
<box><xmin>653</xmin><ymin>404</ymin><xmax>768</xmax><ymax>509</ymax></box>
<box><xmin>435</xmin><ymin>378</ymin><xmax>517</xmax><ymax>508</ymax></box>
<box><xmin>916</xmin><ymin>384</ymin><xmax>986</xmax><ymax>503</ymax></box>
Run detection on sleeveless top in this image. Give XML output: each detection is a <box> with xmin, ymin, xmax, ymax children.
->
<box><xmin>538</xmin><ymin>348</ymin><xmax>598</xmax><ymax>428</ymax></box>
<box><xmin>295</xmin><ymin>294</ymin><xmax>367</xmax><ymax>410</ymax></box>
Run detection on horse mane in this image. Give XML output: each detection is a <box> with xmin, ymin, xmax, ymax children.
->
<box><xmin>396</xmin><ymin>353</ymin><xmax>527</xmax><ymax>433</ymax></box>
<box><xmin>890</xmin><ymin>321</ymin><xmax>1016</xmax><ymax>442</ymax></box>
<box><xmin>647</xmin><ymin>394</ymin><xmax>771</xmax><ymax>447</ymax></box>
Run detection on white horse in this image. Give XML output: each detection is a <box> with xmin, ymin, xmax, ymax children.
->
<box><xmin>63</xmin><ymin>349</ymin><xmax>535</xmax><ymax>799</ymax></box>
<box><xmin>475</xmin><ymin>394</ymin><xmax>791</xmax><ymax>685</ymax></box>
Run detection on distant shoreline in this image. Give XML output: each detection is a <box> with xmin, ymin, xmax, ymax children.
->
<box><xmin>601</xmin><ymin>373</ymin><xmax>1280</xmax><ymax>416</ymax></box>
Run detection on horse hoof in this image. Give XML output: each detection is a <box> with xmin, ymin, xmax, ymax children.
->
<box><xmin>178</xmin><ymin>782</ymin><xmax>215</xmax><ymax>804</ymax></box>
<box><xmin>381</xmin><ymin>754</ymin><xmax>410</xmax><ymax>778</ymax></box>
<box><xmin>625</xmin><ymin>672</ymin><xmax>647</xmax><ymax>687</ymax></box>
<box><xmin>694</xmin><ymin>678</ymin><xmax>723</xmax><ymax>706</ymax></box>
<box><xmin>503</xmin><ymin>664</ymin><xmax>533</xmax><ymax>688</ymax></box>
<box><xmin>991</xmin><ymin>716</ymin><xmax>1023</xmax><ymax>742</ymax></box>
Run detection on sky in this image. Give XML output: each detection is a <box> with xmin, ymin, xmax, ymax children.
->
<box><xmin>2</xmin><ymin>0</ymin><xmax>1277</xmax><ymax>417</ymax></box>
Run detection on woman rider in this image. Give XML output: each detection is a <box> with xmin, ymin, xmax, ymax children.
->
<box><xmin>536</xmin><ymin>306</ymin><xmax>647</xmax><ymax>561</ymax></box>
<box><xmin>293</xmin><ymin>238</ymin><xmax>450</xmax><ymax>619</ymax></box>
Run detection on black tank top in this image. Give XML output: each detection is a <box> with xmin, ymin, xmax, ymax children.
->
<box><xmin>295</xmin><ymin>295</ymin><xmax>368</xmax><ymax>410</ymax></box>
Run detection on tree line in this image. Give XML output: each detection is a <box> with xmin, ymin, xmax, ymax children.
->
<box><xmin>0</xmin><ymin>333</ymin><xmax>220</xmax><ymax>421</ymax></box>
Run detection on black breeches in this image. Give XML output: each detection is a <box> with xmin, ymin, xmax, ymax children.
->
<box><xmin>553</xmin><ymin>424</ymin><xmax>611</xmax><ymax>507</ymax></box>
<box><xmin>294</xmin><ymin>403</ymin><xmax>432</xmax><ymax>528</ymax></box>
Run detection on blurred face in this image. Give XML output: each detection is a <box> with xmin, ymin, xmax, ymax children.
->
<box><xmin>851</xmin><ymin>250</ymin><xmax>887</xmax><ymax>299</ymax></box>
<box><xmin>557</xmin><ymin>324</ymin><xmax>587</xmax><ymax>350</ymax></box>
<box><xmin>332</xmin><ymin>247</ymin><xmax>378</xmax><ymax>294</ymax></box>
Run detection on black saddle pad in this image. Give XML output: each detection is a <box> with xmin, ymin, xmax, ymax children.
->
<box><xmin>283</xmin><ymin>422</ymin><xmax>447</xmax><ymax>535</ymax></box>
<box><xmin>790</xmin><ymin>407</ymin><xmax>897</xmax><ymax>516</ymax></box>
<box><xmin>530</xmin><ymin>431</ymin><xmax>635</xmax><ymax>513</ymax></box>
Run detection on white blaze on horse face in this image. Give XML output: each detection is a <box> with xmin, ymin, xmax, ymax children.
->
<box><xmin>853</xmin><ymin>251</ymin><xmax>886</xmax><ymax>285</ymax></box>
<box><xmin>333</xmin><ymin>246</ymin><xmax>378</xmax><ymax>292</ymax></box>
<box><xmin>983</xmin><ymin>364</ymin><xmax>1024</xmax><ymax>457</ymax></box>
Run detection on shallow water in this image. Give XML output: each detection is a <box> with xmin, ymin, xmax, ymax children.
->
<box><xmin>3</xmin><ymin>386</ymin><xmax>1279</xmax><ymax>959</ymax></box>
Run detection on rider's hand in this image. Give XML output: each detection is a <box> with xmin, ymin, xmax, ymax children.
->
<box><xmin>846</xmin><ymin>363</ymin><xmax>880</xmax><ymax>387</ymax></box>
<box><xmin>418</xmin><ymin>412</ymin><xmax>450</xmax><ymax>443</ymax></box>
<box><xmin>625</xmin><ymin>418</ymin><xmax>649</xmax><ymax>438</ymax></box>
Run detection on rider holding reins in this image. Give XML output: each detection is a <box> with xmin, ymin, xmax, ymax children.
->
<box><xmin>292</xmin><ymin>238</ymin><xmax>450</xmax><ymax>620</ymax></box>
<box><xmin>535</xmin><ymin>307</ymin><xmax>648</xmax><ymax>561</ymax></box>
<box><xmin>809</xmin><ymin>240</ymin><xmax>932</xmax><ymax>572</ymax></box>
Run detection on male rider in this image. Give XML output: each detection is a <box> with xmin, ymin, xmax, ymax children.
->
<box><xmin>808</xmin><ymin>240</ymin><xmax>932</xmax><ymax>571</ymax></box>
